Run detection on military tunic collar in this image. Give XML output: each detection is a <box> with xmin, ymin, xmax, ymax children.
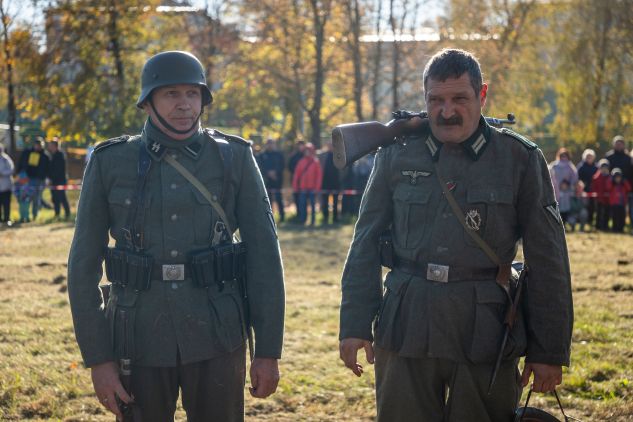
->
<box><xmin>143</xmin><ymin>118</ymin><xmax>205</xmax><ymax>161</ymax></box>
<box><xmin>425</xmin><ymin>116</ymin><xmax>491</xmax><ymax>161</ymax></box>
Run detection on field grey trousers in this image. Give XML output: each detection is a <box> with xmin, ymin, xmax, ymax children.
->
<box><xmin>375</xmin><ymin>346</ymin><xmax>521</xmax><ymax>422</ymax></box>
<box><xmin>130</xmin><ymin>345</ymin><xmax>246</xmax><ymax>422</ymax></box>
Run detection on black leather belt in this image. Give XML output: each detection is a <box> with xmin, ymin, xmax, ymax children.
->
<box><xmin>394</xmin><ymin>256</ymin><xmax>497</xmax><ymax>282</ymax></box>
<box><xmin>151</xmin><ymin>263</ymin><xmax>191</xmax><ymax>281</ymax></box>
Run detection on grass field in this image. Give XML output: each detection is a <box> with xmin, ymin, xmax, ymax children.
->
<box><xmin>1</xmin><ymin>213</ymin><xmax>632</xmax><ymax>421</ymax></box>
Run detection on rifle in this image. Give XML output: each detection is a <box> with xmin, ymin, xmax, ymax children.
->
<box><xmin>331</xmin><ymin>110</ymin><xmax>516</xmax><ymax>169</ymax></box>
<box><xmin>488</xmin><ymin>262</ymin><xmax>527</xmax><ymax>395</ymax></box>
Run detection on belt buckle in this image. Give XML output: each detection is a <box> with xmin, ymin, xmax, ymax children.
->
<box><xmin>427</xmin><ymin>263</ymin><xmax>449</xmax><ymax>283</ymax></box>
<box><xmin>162</xmin><ymin>264</ymin><xmax>185</xmax><ymax>281</ymax></box>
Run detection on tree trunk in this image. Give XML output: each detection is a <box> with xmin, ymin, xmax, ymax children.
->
<box><xmin>370</xmin><ymin>0</ymin><xmax>383</xmax><ymax>120</ymax></box>
<box><xmin>346</xmin><ymin>0</ymin><xmax>363</xmax><ymax>121</ymax></box>
<box><xmin>0</xmin><ymin>2</ymin><xmax>16</xmax><ymax>154</ymax></box>
<box><xmin>107</xmin><ymin>0</ymin><xmax>125</xmax><ymax>132</ymax></box>
<box><xmin>592</xmin><ymin>1</ymin><xmax>611</xmax><ymax>143</ymax></box>
<box><xmin>308</xmin><ymin>0</ymin><xmax>329</xmax><ymax>147</ymax></box>
<box><xmin>389</xmin><ymin>0</ymin><xmax>400</xmax><ymax>111</ymax></box>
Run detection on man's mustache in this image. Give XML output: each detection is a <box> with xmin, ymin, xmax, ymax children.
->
<box><xmin>437</xmin><ymin>115</ymin><xmax>462</xmax><ymax>126</ymax></box>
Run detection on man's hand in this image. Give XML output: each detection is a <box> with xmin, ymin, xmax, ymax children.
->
<box><xmin>249</xmin><ymin>358</ymin><xmax>280</xmax><ymax>398</ymax></box>
<box><xmin>521</xmin><ymin>362</ymin><xmax>563</xmax><ymax>393</ymax></box>
<box><xmin>339</xmin><ymin>338</ymin><xmax>374</xmax><ymax>377</ymax></box>
<box><xmin>91</xmin><ymin>361</ymin><xmax>132</xmax><ymax>420</ymax></box>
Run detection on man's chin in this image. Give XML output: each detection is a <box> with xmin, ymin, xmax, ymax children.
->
<box><xmin>167</xmin><ymin>120</ymin><xmax>196</xmax><ymax>131</ymax></box>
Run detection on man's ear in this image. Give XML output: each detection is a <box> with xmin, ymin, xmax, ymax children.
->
<box><xmin>480</xmin><ymin>83</ymin><xmax>488</xmax><ymax>107</ymax></box>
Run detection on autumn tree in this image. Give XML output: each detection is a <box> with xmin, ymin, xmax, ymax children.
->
<box><xmin>27</xmin><ymin>0</ymin><xmax>172</xmax><ymax>143</ymax></box>
<box><xmin>551</xmin><ymin>0</ymin><xmax>633</xmax><ymax>146</ymax></box>
<box><xmin>222</xmin><ymin>0</ymin><xmax>355</xmax><ymax>145</ymax></box>
<box><xmin>0</xmin><ymin>0</ymin><xmax>28</xmax><ymax>153</ymax></box>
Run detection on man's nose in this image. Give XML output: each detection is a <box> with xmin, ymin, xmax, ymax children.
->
<box><xmin>176</xmin><ymin>100</ymin><xmax>191</xmax><ymax>110</ymax></box>
<box><xmin>439</xmin><ymin>104</ymin><xmax>455</xmax><ymax>119</ymax></box>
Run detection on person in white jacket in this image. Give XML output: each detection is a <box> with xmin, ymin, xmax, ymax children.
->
<box><xmin>0</xmin><ymin>143</ymin><xmax>15</xmax><ymax>225</ymax></box>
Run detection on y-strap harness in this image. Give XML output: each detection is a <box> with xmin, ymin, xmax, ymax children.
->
<box><xmin>105</xmin><ymin>131</ymin><xmax>242</xmax><ymax>291</ymax></box>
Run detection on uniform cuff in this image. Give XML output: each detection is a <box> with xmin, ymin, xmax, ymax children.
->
<box><xmin>525</xmin><ymin>351</ymin><xmax>570</xmax><ymax>367</ymax></box>
<box><xmin>83</xmin><ymin>352</ymin><xmax>115</xmax><ymax>369</ymax></box>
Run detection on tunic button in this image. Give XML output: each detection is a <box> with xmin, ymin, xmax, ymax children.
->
<box><xmin>171</xmin><ymin>153</ymin><xmax>178</xmax><ymax>159</ymax></box>
<box><xmin>171</xmin><ymin>214</ymin><xmax>178</xmax><ymax>221</ymax></box>
<box><xmin>125</xmin><ymin>198</ymin><xmax>132</xmax><ymax>206</ymax></box>
<box><xmin>212</xmin><ymin>195</ymin><xmax>218</xmax><ymax>202</ymax></box>
<box><xmin>170</xmin><ymin>250</ymin><xmax>178</xmax><ymax>257</ymax></box>
<box><xmin>171</xmin><ymin>183</ymin><xmax>177</xmax><ymax>189</ymax></box>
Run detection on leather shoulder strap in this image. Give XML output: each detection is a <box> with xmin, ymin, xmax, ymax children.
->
<box><xmin>164</xmin><ymin>153</ymin><xmax>234</xmax><ymax>236</ymax></box>
<box><xmin>433</xmin><ymin>162</ymin><xmax>501</xmax><ymax>265</ymax></box>
<box><xmin>434</xmin><ymin>163</ymin><xmax>513</xmax><ymax>288</ymax></box>
<box><xmin>122</xmin><ymin>140</ymin><xmax>152</xmax><ymax>251</ymax></box>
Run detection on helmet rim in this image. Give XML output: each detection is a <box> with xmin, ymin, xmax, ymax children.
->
<box><xmin>136</xmin><ymin>51</ymin><xmax>213</xmax><ymax>108</ymax></box>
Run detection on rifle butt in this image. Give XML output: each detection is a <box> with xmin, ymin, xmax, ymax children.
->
<box><xmin>331</xmin><ymin>121</ymin><xmax>395</xmax><ymax>169</ymax></box>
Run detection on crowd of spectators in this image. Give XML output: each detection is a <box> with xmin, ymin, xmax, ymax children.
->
<box><xmin>3</xmin><ymin>133</ymin><xmax>632</xmax><ymax>234</ymax></box>
<box><xmin>255</xmin><ymin>138</ymin><xmax>375</xmax><ymax>226</ymax></box>
<box><xmin>0</xmin><ymin>137</ymin><xmax>70</xmax><ymax>226</ymax></box>
<box><xmin>548</xmin><ymin>135</ymin><xmax>633</xmax><ymax>233</ymax></box>
<box><xmin>256</xmin><ymin>133</ymin><xmax>633</xmax><ymax>233</ymax></box>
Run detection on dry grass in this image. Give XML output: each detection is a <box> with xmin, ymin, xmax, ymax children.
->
<box><xmin>0</xmin><ymin>219</ymin><xmax>632</xmax><ymax>421</ymax></box>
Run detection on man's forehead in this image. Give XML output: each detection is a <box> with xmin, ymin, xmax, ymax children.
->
<box><xmin>425</xmin><ymin>74</ymin><xmax>473</xmax><ymax>93</ymax></box>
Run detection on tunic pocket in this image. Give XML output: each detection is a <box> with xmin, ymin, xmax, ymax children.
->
<box><xmin>392</xmin><ymin>184</ymin><xmax>432</xmax><ymax>249</ymax></box>
<box><xmin>191</xmin><ymin>184</ymin><xmax>222</xmax><ymax>245</ymax></box>
<box><xmin>374</xmin><ymin>271</ymin><xmax>410</xmax><ymax>351</ymax></box>
<box><xmin>464</xmin><ymin>186</ymin><xmax>513</xmax><ymax>249</ymax></box>
<box><xmin>108</xmin><ymin>186</ymin><xmax>152</xmax><ymax>245</ymax></box>
<box><xmin>468</xmin><ymin>282</ymin><xmax>525</xmax><ymax>364</ymax></box>
<box><xmin>207</xmin><ymin>285</ymin><xmax>246</xmax><ymax>353</ymax></box>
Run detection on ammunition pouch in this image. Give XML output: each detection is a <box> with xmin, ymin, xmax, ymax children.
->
<box><xmin>190</xmin><ymin>242</ymin><xmax>247</xmax><ymax>290</ymax></box>
<box><xmin>104</xmin><ymin>247</ymin><xmax>153</xmax><ymax>291</ymax></box>
<box><xmin>379</xmin><ymin>230</ymin><xmax>394</xmax><ymax>269</ymax></box>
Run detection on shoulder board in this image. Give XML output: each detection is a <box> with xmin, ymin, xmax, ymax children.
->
<box><xmin>499</xmin><ymin>128</ymin><xmax>537</xmax><ymax>150</ymax></box>
<box><xmin>94</xmin><ymin>135</ymin><xmax>131</xmax><ymax>153</ymax></box>
<box><xmin>206</xmin><ymin>128</ymin><xmax>252</xmax><ymax>146</ymax></box>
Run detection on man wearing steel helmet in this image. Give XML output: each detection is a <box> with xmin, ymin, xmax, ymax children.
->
<box><xmin>339</xmin><ymin>49</ymin><xmax>573</xmax><ymax>421</ymax></box>
<box><xmin>68</xmin><ymin>51</ymin><xmax>285</xmax><ymax>421</ymax></box>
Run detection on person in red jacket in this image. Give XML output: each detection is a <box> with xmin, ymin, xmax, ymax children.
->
<box><xmin>607</xmin><ymin>168</ymin><xmax>632</xmax><ymax>233</ymax></box>
<box><xmin>292</xmin><ymin>143</ymin><xmax>323</xmax><ymax>225</ymax></box>
<box><xmin>591</xmin><ymin>159</ymin><xmax>612</xmax><ymax>230</ymax></box>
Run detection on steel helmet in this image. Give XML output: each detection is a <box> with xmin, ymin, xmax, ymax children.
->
<box><xmin>514</xmin><ymin>406</ymin><xmax>563</xmax><ymax>422</ymax></box>
<box><xmin>514</xmin><ymin>389</ymin><xmax>582</xmax><ymax>422</ymax></box>
<box><xmin>136</xmin><ymin>51</ymin><xmax>213</xmax><ymax>108</ymax></box>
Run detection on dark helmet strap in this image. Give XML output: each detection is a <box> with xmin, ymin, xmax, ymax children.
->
<box><xmin>149</xmin><ymin>98</ymin><xmax>203</xmax><ymax>135</ymax></box>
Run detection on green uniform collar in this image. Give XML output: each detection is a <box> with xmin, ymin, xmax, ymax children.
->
<box><xmin>143</xmin><ymin>118</ymin><xmax>205</xmax><ymax>161</ymax></box>
<box><xmin>425</xmin><ymin>116</ymin><xmax>491</xmax><ymax>161</ymax></box>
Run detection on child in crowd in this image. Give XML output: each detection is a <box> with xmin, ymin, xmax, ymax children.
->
<box><xmin>558</xmin><ymin>179</ymin><xmax>581</xmax><ymax>231</ymax></box>
<box><xmin>13</xmin><ymin>171</ymin><xmax>33</xmax><ymax>223</ymax></box>
<box><xmin>591</xmin><ymin>159</ymin><xmax>612</xmax><ymax>230</ymax></box>
<box><xmin>608</xmin><ymin>168</ymin><xmax>632</xmax><ymax>233</ymax></box>
<box><xmin>575</xmin><ymin>180</ymin><xmax>590</xmax><ymax>231</ymax></box>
